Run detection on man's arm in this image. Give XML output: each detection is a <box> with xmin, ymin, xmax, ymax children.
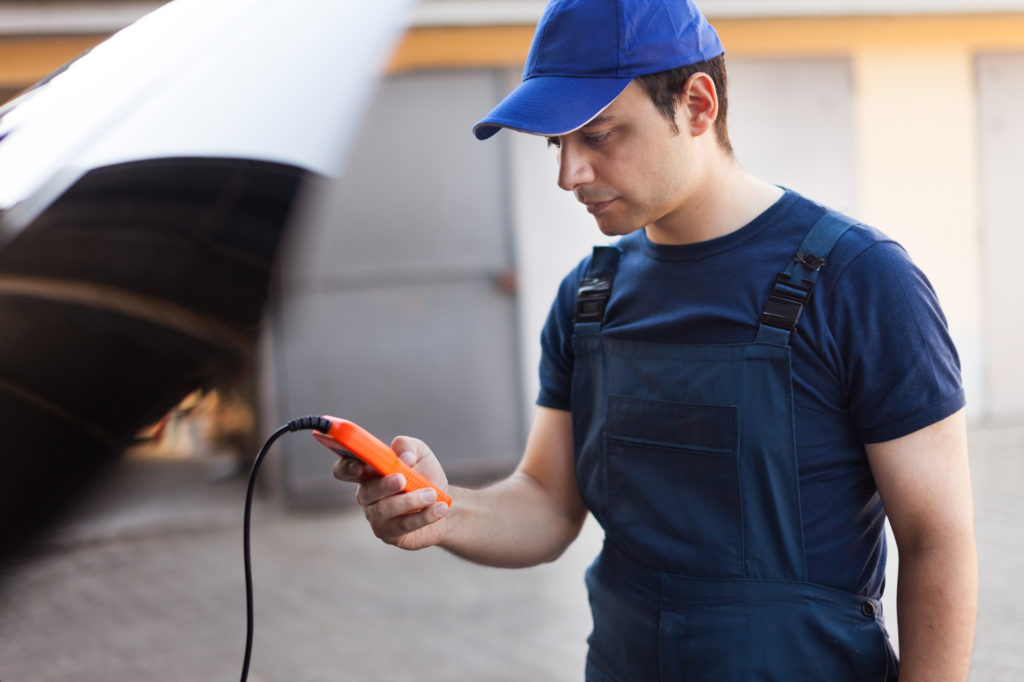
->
<box><xmin>865</xmin><ymin>408</ymin><xmax>977</xmax><ymax>682</ymax></box>
<box><xmin>334</xmin><ymin>406</ymin><xmax>586</xmax><ymax>568</ymax></box>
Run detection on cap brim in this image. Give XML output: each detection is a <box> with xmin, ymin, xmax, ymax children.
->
<box><xmin>473</xmin><ymin>75</ymin><xmax>632</xmax><ymax>140</ymax></box>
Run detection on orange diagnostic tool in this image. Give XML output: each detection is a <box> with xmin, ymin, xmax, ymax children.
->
<box><xmin>313</xmin><ymin>416</ymin><xmax>452</xmax><ymax>506</ymax></box>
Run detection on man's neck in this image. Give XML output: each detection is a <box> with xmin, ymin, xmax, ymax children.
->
<box><xmin>646</xmin><ymin>159</ymin><xmax>783</xmax><ymax>246</ymax></box>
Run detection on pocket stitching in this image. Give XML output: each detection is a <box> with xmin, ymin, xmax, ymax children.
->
<box><xmin>606</xmin><ymin>433</ymin><xmax>735</xmax><ymax>458</ymax></box>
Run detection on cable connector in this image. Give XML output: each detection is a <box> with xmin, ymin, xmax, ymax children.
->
<box><xmin>286</xmin><ymin>415</ymin><xmax>332</xmax><ymax>434</ymax></box>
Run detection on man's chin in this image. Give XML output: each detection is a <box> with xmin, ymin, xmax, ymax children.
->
<box><xmin>594</xmin><ymin>217</ymin><xmax>643</xmax><ymax>237</ymax></box>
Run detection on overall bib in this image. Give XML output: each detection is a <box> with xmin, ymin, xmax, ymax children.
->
<box><xmin>572</xmin><ymin>213</ymin><xmax>898</xmax><ymax>681</ymax></box>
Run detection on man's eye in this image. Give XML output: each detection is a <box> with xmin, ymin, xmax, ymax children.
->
<box><xmin>585</xmin><ymin>133</ymin><xmax>609</xmax><ymax>145</ymax></box>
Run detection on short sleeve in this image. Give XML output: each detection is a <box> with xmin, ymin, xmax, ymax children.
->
<box><xmin>536</xmin><ymin>258</ymin><xmax>589</xmax><ymax>411</ymax></box>
<box><xmin>827</xmin><ymin>239</ymin><xmax>965</xmax><ymax>444</ymax></box>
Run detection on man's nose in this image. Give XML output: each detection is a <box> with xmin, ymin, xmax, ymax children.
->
<box><xmin>557</xmin><ymin>141</ymin><xmax>595</xmax><ymax>191</ymax></box>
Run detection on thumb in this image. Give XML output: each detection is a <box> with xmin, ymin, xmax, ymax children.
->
<box><xmin>390</xmin><ymin>435</ymin><xmax>431</xmax><ymax>466</ymax></box>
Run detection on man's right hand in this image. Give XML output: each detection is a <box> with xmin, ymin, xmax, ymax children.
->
<box><xmin>334</xmin><ymin>407</ymin><xmax>584</xmax><ymax>568</ymax></box>
<box><xmin>333</xmin><ymin>435</ymin><xmax>451</xmax><ymax>551</ymax></box>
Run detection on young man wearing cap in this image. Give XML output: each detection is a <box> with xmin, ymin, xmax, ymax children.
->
<box><xmin>335</xmin><ymin>0</ymin><xmax>977</xmax><ymax>679</ymax></box>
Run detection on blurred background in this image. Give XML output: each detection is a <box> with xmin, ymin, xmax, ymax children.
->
<box><xmin>0</xmin><ymin>0</ymin><xmax>1021</xmax><ymax>680</ymax></box>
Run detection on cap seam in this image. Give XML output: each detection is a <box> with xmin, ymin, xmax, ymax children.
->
<box><xmin>527</xmin><ymin>7</ymin><xmax>552</xmax><ymax>78</ymax></box>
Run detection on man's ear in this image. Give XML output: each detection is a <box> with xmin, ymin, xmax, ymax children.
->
<box><xmin>675</xmin><ymin>72</ymin><xmax>718</xmax><ymax>138</ymax></box>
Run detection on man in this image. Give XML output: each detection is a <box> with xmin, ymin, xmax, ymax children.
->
<box><xmin>335</xmin><ymin>0</ymin><xmax>977</xmax><ymax>679</ymax></box>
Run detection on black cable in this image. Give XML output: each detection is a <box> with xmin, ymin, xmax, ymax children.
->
<box><xmin>241</xmin><ymin>416</ymin><xmax>332</xmax><ymax>682</ymax></box>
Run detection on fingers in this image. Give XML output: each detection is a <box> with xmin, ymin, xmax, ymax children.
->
<box><xmin>361</xmin><ymin>481</ymin><xmax>438</xmax><ymax>515</ymax></box>
<box><xmin>355</xmin><ymin>472</ymin><xmax>408</xmax><ymax>507</ymax></box>
<box><xmin>332</xmin><ymin>457</ymin><xmax>367</xmax><ymax>482</ymax></box>
<box><xmin>362</xmin><ymin>488</ymin><xmax>450</xmax><ymax>544</ymax></box>
<box><xmin>391</xmin><ymin>436</ymin><xmax>428</xmax><ymax>465</ymax></box>
<box><xmin>330</xmin><ymin>433</ymin><xmax>449</xmax><ymax>548</ymax></box>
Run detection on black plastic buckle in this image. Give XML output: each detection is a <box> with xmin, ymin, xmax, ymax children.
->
<box><xmin>575</xmin><ymin>276</ymin><xmax>612</xmax><ymax>323</ymax></box>
<box><xmin>795</xmin><ymin>251</ymin><xmax>827</xmax><ymax>271</ymax></box>
<box><xmin>759</xmin><ymin>273</ymin><xmax>815</xmax><ymax>332</ymax></box>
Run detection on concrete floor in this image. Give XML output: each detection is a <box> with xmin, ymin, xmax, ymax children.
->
<box><xmin>0</xmin><ymin>422</ymin><xmax>1021</xmax><ymax>681</ymax></box>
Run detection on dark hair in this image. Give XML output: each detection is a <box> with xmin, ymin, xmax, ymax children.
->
<box><xmin>635</xmin><ymin>54</ymin><xmax>732</xmax><ymax>155</ymax></box>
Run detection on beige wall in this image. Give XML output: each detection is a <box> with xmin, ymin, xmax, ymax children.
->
<box><xmin>853</xmin><ymin>45</ymin><xmax>986</xmax><ymax>415</ymax></box>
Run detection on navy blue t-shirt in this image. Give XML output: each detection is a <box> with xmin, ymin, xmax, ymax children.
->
<box><xmin>537</xmin><ymin>189</ymin><xmax>965</xmax><ymax>597</ymax></box>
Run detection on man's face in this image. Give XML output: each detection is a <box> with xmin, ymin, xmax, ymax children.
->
<box><xmin>548</xmin><ymin>81</ymin><xmax>700</xmax><ymax>242</ymax></box>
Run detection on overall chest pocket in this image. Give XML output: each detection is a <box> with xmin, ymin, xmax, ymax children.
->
<box><xmin>603</xmin><ymin>394</ymin><xmax>741</xmax><ymax>577</ymax></box>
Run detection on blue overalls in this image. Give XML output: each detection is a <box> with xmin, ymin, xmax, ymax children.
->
<box><xmin>572</xmin><ymin>213</ymin><xmax>898</xmax><ymax>681</ymax></box>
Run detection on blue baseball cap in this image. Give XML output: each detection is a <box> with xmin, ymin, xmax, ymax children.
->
<box><xmin>473</xmin><ymin>0</ymin><xmax>724</xmax><ymax>140</ymax></box>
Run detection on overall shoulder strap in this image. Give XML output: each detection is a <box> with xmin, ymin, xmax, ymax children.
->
<box><xmin>756</xmin><ymin>211</ymin><xmax>859</xmax><ymax>345</ymax></box>
<box><xmin>574</xmin><ymin>245</ymin><xmax>622</xmax><ymax>331</ymax></box>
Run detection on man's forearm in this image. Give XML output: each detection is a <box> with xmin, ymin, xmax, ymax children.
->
<box><xmin>894</xmin><ymin>531</ymin><xmax>978</xmax><ymax>681</ymax></box>
<box><xmin>440</xmin><ymin>471</ymin><xmax>586</xmax><ymax>569</ymax></box>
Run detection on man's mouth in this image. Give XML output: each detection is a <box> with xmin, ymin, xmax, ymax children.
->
<box><xmin>581</xmin><ymin>197</ymin><xmax>618</xmax><ymax>215</ymax></box>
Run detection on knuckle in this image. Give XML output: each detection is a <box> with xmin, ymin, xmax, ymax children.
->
<box><xmin>355</xmin><ymin>479</ymin><xmax>389</xmax><ymax>508</ymax></box>
<box><xmin>363</xmin><ymin>500</ymin><xmax>383</xmax><ymax>523</ymax></box>
<box><xmin>360</xmin><ymin>491</ymin><xmax>431</xmax><ymax>544</ymax></box>
<box><xmin>396</xmin><ymin>510</ymin><xmax>425</xmax><ymax>535</ymax></box>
